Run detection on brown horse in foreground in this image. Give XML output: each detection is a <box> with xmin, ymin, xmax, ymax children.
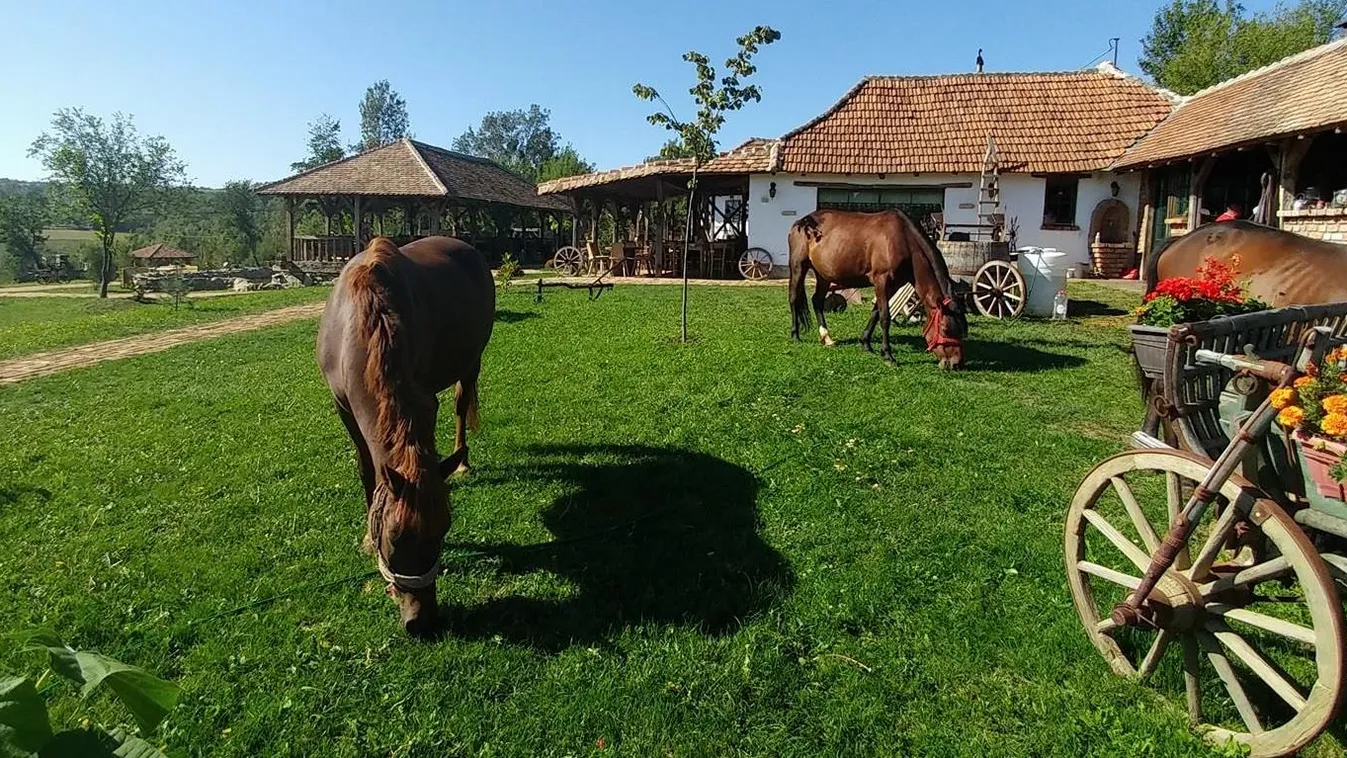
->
<box><xmin>317</xmin><ymin>236</ymin><xmax>495</xmax><ymax>636</ymax></box>
<box><xmin>1148</xmin><ymin>220</ymin><xmax>1347</xmax><ymax>306</ymax></box>
<box><xmin>789</xmin><ymin>209</ymin><xmax>967</xmax><ymax>369</ymax></box>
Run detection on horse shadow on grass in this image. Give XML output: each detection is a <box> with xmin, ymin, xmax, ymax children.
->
<box><xmin>439</xmin><ymin>444</ymin><xmax>794</xmax><ymax>651</ymax></box>
<box><xmin>494</xmin><ymin>309</ymin><xmax>539</xmax><ymax>324</ymax></box>
<box><xmin>829</xmin><ymin>334</ymin><xmax>1086</xmax><ymax>373</ymax></box>
<box><xmin>1069</xmin><ymin>299</ymin><xmax>1129</xmax><ymax>318</ymax></box>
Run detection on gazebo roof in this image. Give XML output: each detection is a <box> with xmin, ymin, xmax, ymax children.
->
<box><xmin>130</xmin><ymin>243</ymin><xmax>195</xmax><ymax>261</ymax></box>
<box><xmin>536</xmin><ymin>138</ymin><xmax>777</xmax><ymax>196</ymax></box>
<box><xmin>257</xmin><ymin>138</ymin><xmax>569</xmax><ymax>212</ymax></box>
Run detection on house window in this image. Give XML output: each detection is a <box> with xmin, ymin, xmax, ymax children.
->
<box><xmin>816</xmin><ymin>187</ymin><xmax>944</xmax><ymax>232</ymax></box>
<box><xmin>1042</xmin><ymin>176</ymin><xmax>1080</xmax><ymax>229</ymax></box>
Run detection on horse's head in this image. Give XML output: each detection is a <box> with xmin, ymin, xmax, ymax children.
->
<box><xmin>924</xmin><ymin>296</ymin><xmax>967</xmax><ymax>370</ymax></box>
<box><xmin>371</xmin><ymin>451</ymin><xmax>460</xmax><ymax>637</ymax></box>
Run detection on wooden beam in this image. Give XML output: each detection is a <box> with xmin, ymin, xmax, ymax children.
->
<box><xmin>285</xmin><ymin>197</ymin><xmax>296</xmax><ymax>260</ymax></box>
<box><xmin>1187</xmin><ymin>157</ymin><xmax>1215</xmax><ymax>231</ymax></box>
<box><xmin>1275</xmin><ymin>137</ymin><xmax>1313</xmax><ymax>226</ymax></box>
<box><xmin>792</xmin><ymin>180</ymin><xmax>974</xmax><ymax>190</ymax></box>
<box><xmin>353</xmin><ymin>195</ymin><xmax>364</xmax><ymax>249</ymax></box>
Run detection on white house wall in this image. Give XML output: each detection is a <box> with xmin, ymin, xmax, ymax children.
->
<box><xmin>747</xmin><ymin>172</ymin><xmax>1142</xmax><ymax>270</ymax></box>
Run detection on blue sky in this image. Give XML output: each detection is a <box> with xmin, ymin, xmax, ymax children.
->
<box><xmin>0</xmin><ymin>0</ymin><xmax>1287</xmax><ymax>187</ymax></box>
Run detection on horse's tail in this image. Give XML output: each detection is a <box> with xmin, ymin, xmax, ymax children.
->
<box><xmin>346</xmin><ymin>237</ymin><xmax>418</xmax><ymax>474</ymax></box>
<box><xmin>460</xmin><ymin>376</ymin><xmax>480</xmax><ymax>431</ymax></box>
<box><xmin>1144</xmin><ymin>233</ymin><xmax>1180</xmax><ymax>296</ymax></box>
<box><xmin>788</xmin><ymin>221</ymin><xmax>812</xmax><ymax>329</ymax></box>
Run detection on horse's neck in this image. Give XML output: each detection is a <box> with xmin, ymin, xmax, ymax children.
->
<box><xmin>908</xmin><ymin>234</ymin><xmax>948</xmax><ymax>308</ymax></box>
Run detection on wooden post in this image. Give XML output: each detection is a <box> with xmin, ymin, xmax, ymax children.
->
<box><xmin>353</xmin><ymin>195</ymin><xmax>364</xmax><ymax>249</ymax></box>
<box><xmin>1187</xmin><ymin>157</ymin><xmax>1215</xmax><ymax>231</ymax></box>
<box><xmin>1276</xmin><ymin>136</ymin><xmax>1313</xmax><ymax>228</ymax></box>
<box><xmin>1137</xmin><ymin>174</ymin><xmax>1155</xmax><ymax>285</ymax></box>
<box><xmin>285</xmin><ymin>197</ymin><xmax>296</xmax><ymax>261</ymax></box>
<box><xmin>430</xmin><ymin>200</ymin><xmax>443</xmax><ymax>235</ymax></box>
<box><xmin>653</xmin><ymin>182</ymin><xmax>667</xmax><ymax>273</ymax></box>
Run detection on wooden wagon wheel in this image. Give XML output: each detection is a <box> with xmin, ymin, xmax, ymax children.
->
<box><xmin>552</xmin><ymin>246</ymin><xmax>582</xmax><ymax>276</ymax></box>
<box><xmin>1066</xmin><ymin>450</ymin><xmax>1344</xmax><ymax>758</ymax></box>
<box><xmin>971</xmin><ymin>259</ymin><xmax>1026</xmax><ymax>319</ymax></box>
<box><xmin>739</xmin><ymin>247</ymin><xmax>773</xmax><ymax>280</ymax></box>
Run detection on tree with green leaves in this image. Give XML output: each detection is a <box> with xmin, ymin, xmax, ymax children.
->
<box><xmin>291</xmin><ymin>113</ymin><xmax>345</xmax><ymax>171</ymax></box>
<box><xmin>633</xmin><ymin>25</ymin><xmax>781</xmax><ymax>342</ymax></box>
<box><xmin>537</xmin><ymin>145</ymin><xmax>595</xmax><ymax>184</ymax></box>
<box><xmin>356</xmin><ymin>80</ymin><xmax>411</xmax><ymax>152</ymax></box>
<box><xmin>0</xmin><ymin>194</ymin><xmax>49</xmax><ymax>274</ymax></box>
<box><xmin>453</xmin><ymin>105</ymin><xmax>563</xmax><ymax>182</ymax></box>
<box><xmin>29</xmin><ymin>109</ymin><xmax>187</xmax><ymax>297</ymax></box>
<box><xmin>647</xmin><ymin>138</ymin><xmax>695</xmax><ymax>162</ymax></box>
<box><xmin>1140</xmin><ymin>0</ymin><xmax>1347</xmax><ymax>94</ymax></box>
<box><xmin>218</xmin><ymin>180</ymin><xmax>263</xmax><ymax>264</ymax></box>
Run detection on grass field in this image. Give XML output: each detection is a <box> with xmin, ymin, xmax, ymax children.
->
<box><xmin>0</xmin><ymin>287</ymin><xmax>331</xmax><ymax>360</ymax></box>
<box><xmin>0</xmin><ymin>282</ymin><xmax>1331</xmax><ymax>757</ymax></box>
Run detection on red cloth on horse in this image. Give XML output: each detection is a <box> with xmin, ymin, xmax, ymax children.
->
<box><xmin>1214</xmin><ymin>210</ymin><xmax>1240</xmax><ymax>222</ymax></box>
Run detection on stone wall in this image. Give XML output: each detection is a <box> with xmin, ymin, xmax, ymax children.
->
<box><xmin>1279</xmin><ymin>208</ymin><xmax>1347</xmax><ymax>243</ymax></box>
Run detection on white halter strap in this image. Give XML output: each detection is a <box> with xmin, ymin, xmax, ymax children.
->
<box><xmin>376</xmin><ymin>552</ymin><xmax>441</xmax><ymax>591</ymax></box>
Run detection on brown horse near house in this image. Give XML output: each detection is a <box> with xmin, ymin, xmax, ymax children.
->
<box><xmin>317</xmin><ymin>235</ymin><xmax>495</xmax><ymax>637</ymax></box>
<box><xmin>1147</xmin><ymin>220</ymin><xmax>1347</xmax><ymax>306</ymax></box>
<box><xmin>789</xmin><ymin>209</ymin><xmax>968</xmax><ymax>369</ymax></box>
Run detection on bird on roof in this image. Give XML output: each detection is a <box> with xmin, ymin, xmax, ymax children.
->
<box><xmin>976</xmin><ymin>49</ymin><xmax>984</xmax><ymax>73</ymax></box>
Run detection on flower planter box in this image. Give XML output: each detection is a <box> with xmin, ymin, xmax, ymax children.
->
<box><xmin>1296</xmin><ymin>433</ymin><xmax>1347</xmax><ymax>503</ymax></box>
<box><xmin>1129</xmin><ymin>324</ymin><xmax>1169</xmax><ymax>379</ymax></box>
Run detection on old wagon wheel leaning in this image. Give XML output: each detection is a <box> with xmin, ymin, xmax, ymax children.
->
<box><xmin>1065</xmin><ymin>449</ymin><xmax>1344</xmax><ymax>758</ymax></box>
<box><xmin>551</xmin><ymin>246</ymin><xmax>583</xmax><ymax>276</ymax></box>
<box><xmin>971</xmin><ymin>259</ymin><xmax>1025</xmax><ymax>319</ymax></box>
<box><xmin>739</xmin><ymin>247</ymin><xmax>773</xmax><ymax>281</ymax></box>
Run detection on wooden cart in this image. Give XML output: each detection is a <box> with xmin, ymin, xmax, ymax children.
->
<box><xmin>1066</xmin><ymin>303</ymin><xmax>1347</xmax><ymax>757</ymax></box>
<box><xmin>941</xmin><ymin>240</ymin><xmax>1027</xmax><ymax>319</ymax></box>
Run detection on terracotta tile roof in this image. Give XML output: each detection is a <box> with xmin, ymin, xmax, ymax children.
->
<box><xmin>1114</xmin><ymin>38</ymin><xmax>1347</xmax><ymax>168</ymax></box>
<box><xmin>536</xmin><ymin>138</ymin><xmax>777</xmax><ymax>195</ymax></box>
<box><xmin>777</xmin><ymin>65</ymin><xmax>1175</xmax><ymax>174</ymax></box>
<box><xmin>130</xmin><ymin>243</ymin><xmax>195</xmax><ymax>260</ymax></box>
<box><xmin>257</xmin><ymin>138</ymin><xmax>569</xmax><ymax>212</ymax></box>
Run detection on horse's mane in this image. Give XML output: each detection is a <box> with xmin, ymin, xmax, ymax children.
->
<box><xmin>345</xmin><ymin>237</ymin><xmax>425</xmax><ymax>479</ymax></box>
<box><xmin>896</xmin><ymin>210</ymin><xmax>957</xmax><ymax>302</ymax></box>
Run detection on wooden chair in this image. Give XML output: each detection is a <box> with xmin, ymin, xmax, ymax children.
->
<box><xmin>705</xmin><ymin>243</ymin><xmax>730</xmax><ymax>279</ymax></box>
<box><xmin>633</xmin><ymin>243</ymin><xmax>655</xmax><ymax>276</ymax></box>
<box><xmin>609</xmin><ymin>243</ymin><xmax>629</xmax><ymax>276</ymax></box>
<box><xmin>583</xmin><ymin>240</ymin><xmax>610</xmax><ymax>276</ymax></box>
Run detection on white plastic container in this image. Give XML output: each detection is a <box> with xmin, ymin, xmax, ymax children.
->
<box><xmin>1017</xmin><ymin>247</ymin><xmax>1069</xmax><ymax>318</ymax></box>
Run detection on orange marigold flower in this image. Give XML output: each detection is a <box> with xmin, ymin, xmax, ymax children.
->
<box><xmin>1277</xmin><ymin>405</ymin><xmax>1305</xmax><ymax>429</ymax></box>
<box><xmin>1295</xmin><ymin>376</ymin><xmax>1317</xmax><ymax>390</ymax></box>
<box><xmin>1322</xmin><ymin>413</ymin><xmax>1347</xmax><ymax>438</ymax></box>
<box><xmin>1323</xmin><ymin>395</ymin><xmax>1347</xmax><ymax>416</ymax></box>
<box><xmin>1270</xmin><ymin>387</ymin><xmax>1297</xmax><ymax>410</ymax></box>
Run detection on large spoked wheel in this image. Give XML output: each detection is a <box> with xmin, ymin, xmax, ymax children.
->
<box><xmin>739</xmin><ymin>247</ymin><xmax>773</xmax><ymax>280</ymax></box>
<box><xmin>972</xmin><ymin>259</ymin><xmax>1026</xmax><ymax>319</ymax></box>
<box><xmin>1066</xmin><ymin>450</ymin><xmax>1344</xmax><ymax>758</ymax></box>
<box><xmin>552</xmin><ymin>246</ymin><xmax>582</xmax><ymax>276</ymax></box>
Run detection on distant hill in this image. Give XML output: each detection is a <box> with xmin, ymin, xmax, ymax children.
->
<box><xmin>0</xmin><ymin>178</ymin><xmax>49</xmax><ymax>197</ymax></box>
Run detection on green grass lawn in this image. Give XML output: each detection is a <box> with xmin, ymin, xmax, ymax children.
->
<box><xmin>0</xmin><ymin>282</ymin><xmax>1325</xmax><ymax>757</ymax></box>
<box><xmin>0</xmin><ymin>287</ymin><xmax>332</xmax><ymax>360</ymax></box>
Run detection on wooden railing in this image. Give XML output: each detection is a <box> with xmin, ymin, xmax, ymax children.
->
<box><xmin>294</xmin><ymin>236</ymin><xmax>357</xmax><ymax>262</ymax></box>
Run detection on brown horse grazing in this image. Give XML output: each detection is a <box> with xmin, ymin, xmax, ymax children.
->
<box><xmin>1148</xmin><ymin>220</ymin><xmax>1347</xmax><ymax>306</ymax></box>
<box><xmin>789</xmin><ymin>209</ymin><xmax>967</xmax><ymax>369</ymax></box>
<box><xmin>317</xmin><ymin>236</ymin><xmax>495</xmax><ymax>636</ymax></box>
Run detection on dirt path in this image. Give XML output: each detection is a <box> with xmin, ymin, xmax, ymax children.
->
<box><xmin>0</xmin><ymin>303</ymin><xmax>325</xmax><ymax>386</ymax></box>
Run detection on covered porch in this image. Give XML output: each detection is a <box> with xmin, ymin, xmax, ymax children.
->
<box><xmin>257</xmin><ymin>138</ymin><xmax>572</xmax><ymax>269</ymax></box>
<box><xmin>535</xmin><ymin>139</ymin><xmax>776</xmax><ymax>280</ymax></box>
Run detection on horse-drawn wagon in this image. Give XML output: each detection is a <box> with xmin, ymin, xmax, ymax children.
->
<box><xmin>1066</xmin><ymin>302</ymin><xmax>1347</xmax><ymax>756</ymax></box>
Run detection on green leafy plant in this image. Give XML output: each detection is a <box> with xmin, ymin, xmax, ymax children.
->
<box><xmin>1</xmin><ymin>628</ymin><xmax>181</xmax><ymax>757</ymax></box>
<box><xmin>497</xmin><ymin>253</ymin><xmax>522</xmax><ymax>285</ymax></box>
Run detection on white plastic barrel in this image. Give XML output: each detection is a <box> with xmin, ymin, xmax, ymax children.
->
<box><xmin>1017</xmin><ymin>247</ymin><xmax>1069</xmax><ymax>318</ymax></box>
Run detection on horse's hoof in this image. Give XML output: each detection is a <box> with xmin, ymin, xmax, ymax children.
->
<box><xmin>861</xmin><ymin>342</ymin><xmax>874</xmax><ymax>353</ymax></box>
<box><xmin>882</xmin><ymin>353</ymin><xmax>896</xmax><ymax>365</ymax></box>
<box><xmin>452</xmin><ymin>462</ymin><xmax>472</xmax><ymax>477</ymax></box>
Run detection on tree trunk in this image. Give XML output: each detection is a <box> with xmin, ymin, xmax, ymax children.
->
<box><xmin>682</xmin><ymin>167</ymin><xmax>699</xmax><ymax>344</ymax></box>
<box><xmin>98</xmin><ymin>235</ymin><xmax>113</xmax><ymax>299</ymax></box>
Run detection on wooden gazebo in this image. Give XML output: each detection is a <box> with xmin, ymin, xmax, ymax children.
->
<box><xmin>257</xmin><ymin>138</ymin><xmax>571</xmax><ymax>265</ymax></box>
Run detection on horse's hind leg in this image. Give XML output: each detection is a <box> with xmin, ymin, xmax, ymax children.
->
<box><xmin>449</xmin><ymin>367</ymin><xmax>480</xmax><ymax>476</ymax></box>
<box><xmin>335</xmin><ymin>398</ymin><xmax>376</xmax><ymax>553</ymax></box>
<box><xmin>812</xmin><ymin>276</ymin><xmax>835</xmax><ymax>346</ymax></box>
